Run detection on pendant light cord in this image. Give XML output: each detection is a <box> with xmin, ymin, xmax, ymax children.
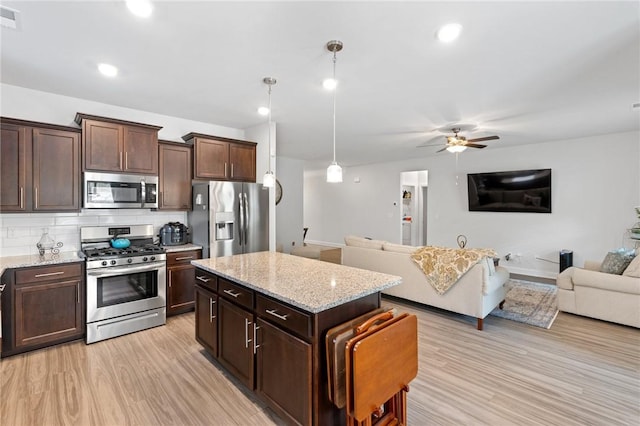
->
<box><xmin>268</xmin><ymin>83</ymin><xmax>272</xmax><ymax>173</ymax></box>
<box><xmin>332</xmin><ymin>50</ymin><xmax>337</xmax><ymax>164</ymax></box>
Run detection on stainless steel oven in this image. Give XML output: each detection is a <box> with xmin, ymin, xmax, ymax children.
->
<box><xmin>81</xmin><ymin>225</ymin><xmax>166</xmax><ymax>344</ymax></box>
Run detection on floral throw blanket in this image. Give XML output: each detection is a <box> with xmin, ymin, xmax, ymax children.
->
<box><xmin>410</xmin><ymin>246</ymin><xmax>497</xmax><ymax>295</ymax></box>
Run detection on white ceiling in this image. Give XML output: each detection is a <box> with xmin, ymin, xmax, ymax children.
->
<box><xmin>1</xmin><ymin>1</ymin><xmax>639</xmax><ymax>167</ymax></box>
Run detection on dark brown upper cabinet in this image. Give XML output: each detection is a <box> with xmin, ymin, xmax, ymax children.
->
<box><xmin>158</xmin><ymin>141</ymin><xmax>192</xmax><ymax>210</ymax></box>
<box><xmin>1</xmin><ymin>118</ymin><xmax>80</xmax><ymax>212</ymax></box>
<box><xmin>182</xmin><ymin>133</ymin><xmax>256</xmax><ymax>182</ymax></box>
<box><xmin>75</xmin><ymin>113</ymin><xmax>161</xmax><ymax>175</ymax></box>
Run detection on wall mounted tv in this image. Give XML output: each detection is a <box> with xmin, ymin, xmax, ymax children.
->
<box><xmin>467</xmin><ymin>168</ymin><xmax>552</xmax><ymax>213</ymax></box>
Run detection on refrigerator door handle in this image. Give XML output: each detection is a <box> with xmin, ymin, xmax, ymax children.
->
<box><xmin>243</xmin><ymin>192</ymin><xmax>249</xmax><ymax>246</ymax></box>
<box><xmin>238</xmin><ymin>193</ymin><xmax>245</xmax><ymax>247</ymax></box>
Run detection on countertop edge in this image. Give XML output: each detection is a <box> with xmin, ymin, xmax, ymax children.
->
<box><xmin>192</xmin><ymin>260</ymin><xmax>402</xmax><ymax>314</ymax></box>
<box><xmin>1</xmin><ymin>252</ymin><xmax>85</xmax><ymax>276</ymax></box>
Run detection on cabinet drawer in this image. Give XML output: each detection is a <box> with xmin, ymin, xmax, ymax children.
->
<box><xmin>15</xmin><ymin>263</ymin><xmax>82</xmax><ymax>284</ymax></box>
<box><xmin>219</xmin><ymin>278</ymin><xmax>253</xmax><ymax>310</ymax></box>
<box><xmin>194</xmin><ymin>269</ymin><xmax>217</xmax><ymax>292</ymax></box>
<box><xmin>256</xmin><ymin>295</ymin><xmax>312</xmax><ymax>339</ymax></box>
<box><xmin>167</xmin><ymin>250</ymin><xmax>202</xmax><ymax>266</ymax></box>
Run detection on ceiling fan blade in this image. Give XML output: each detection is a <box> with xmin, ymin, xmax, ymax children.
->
<box><xmin>436</xmin><ymin>146</ymin><xmax>449</xmax><ymax>153</ymax></box>
<box><xmin>465</xmin><ymin>143</ymin><xmax>487</xmax><ymax>149</ymax></box>
<box><xmin>467</xmin><ymin>135</ymin><xmax>500</xmax><ymax>143</ymax></box>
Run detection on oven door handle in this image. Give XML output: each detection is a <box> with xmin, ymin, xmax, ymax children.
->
<box><xmin>87</xmin><ymin>261</ymin><xmax>166</xmax><ymax>278</ymax></box>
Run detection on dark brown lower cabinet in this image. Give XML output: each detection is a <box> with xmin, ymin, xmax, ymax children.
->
<box><xmin>195</xmin><ymin>286</ymin><xmax>218</xmax><ymax>357</ymax></box>
<box><xmin>167</xmin><ymin>249</ymin><xmax>202</xmax><ymax>316</ymax></box>
<box><xmin>194</xmin><ymin>267</ymin><xmax>380</xmax><ymax>426</ymax></box>
<box><xmin>256</xmin><ymin>318</ymin><xmax>312</xmax><ymax>426</ymax></box>
<box><xmin>2</xmin><ymin>262</ymin><xmax>85</xmax><ymax>358</ymax></box>
<box><xmin>217</xmin><ymin>298</ymin><xmax>255</xmax><ymax>390</ymax></box>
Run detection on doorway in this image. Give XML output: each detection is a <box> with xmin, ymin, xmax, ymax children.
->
<box><xmin>400</xmin><ymin>170</ymin><xmax>428</xmax><ymax>246</ymax></box>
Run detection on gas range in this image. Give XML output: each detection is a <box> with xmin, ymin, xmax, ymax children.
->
<box><xmin>80</xmin><ymin>225</ymin><xmax>166</xmax><ymax>269</ymax></box>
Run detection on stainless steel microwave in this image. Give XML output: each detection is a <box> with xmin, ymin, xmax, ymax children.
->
<box><xmin>84</xmin><ymin>172</ymin><xmax>158</xmax><ymax>209</ymax></box>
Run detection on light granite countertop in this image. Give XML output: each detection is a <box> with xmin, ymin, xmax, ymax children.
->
<box><xmin>162</xmin><ymin>243</ymin><xmax>203</xmax><ymax>253</ymax></box>
<box><xmin>0</xmin><ymin>251</ymin><xmax>84</xmax><ymax>276</ymax></box>
<box><xmin>192</xmin><ymin>251</ymin><xmax>402</xmax><ymax>313</ymax></box>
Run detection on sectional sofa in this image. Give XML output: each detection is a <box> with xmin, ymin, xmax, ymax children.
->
<box><xmin>341</xmin><ymin>236</ymin><xmax>509</xmax><ymax>330</ymax></box>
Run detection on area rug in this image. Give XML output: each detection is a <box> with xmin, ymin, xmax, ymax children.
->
<box><xmin>489</xmin><ymin>279</ymin><xmax>558</xmax><ymax>329</ymax></box>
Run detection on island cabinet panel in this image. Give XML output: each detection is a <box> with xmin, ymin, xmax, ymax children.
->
<box><xmin>182</xmin><ymin>133</ymin><xmax>257</xmax><ymax>182</ymax></box>
<box><xmin>193</xmin><ymin>266</ymin><xmax>382</xmax><ymax>426</ymax></box>
<box><xmin>256</xmin><ymin>318</ymin><xmax>312</xmax><ymax>426</ymax></box>
<box><xmin>3</xmin><ymin>262</ymin><xmax>85</xmax><ymax>357</ymax></box>
<box><xmin>218</xmin><ymin>298</ymin><xmax>255</xmax><ymax>390</ymax></box>
<box><xmin>76</xmin><ymin>113</ymin><xmax>161</xmax><ymax>175</ymax></box>
<box><xmin>1</xmin><ymin>118</ymin><xmax>80</xmax><ymax>212</ymax></box>
<box><xmin>195</xmin><ymin>285</ymin><xmax>218</xmax><ymax>357</ymax></box>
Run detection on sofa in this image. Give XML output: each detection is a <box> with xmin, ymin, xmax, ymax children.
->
<box><xmin>341</xmin><ymin>236</ymin><xmax>510</xmax><ymax>330</ymax></box>
<box><xmin>557</xmin><ymin>254</ymin><xmax>640</xmax><ymax>328</ymax></box>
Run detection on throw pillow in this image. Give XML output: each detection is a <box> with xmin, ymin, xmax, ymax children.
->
<box><xmin>600</xmin><ymin>249</ymin><xmax>636</xmax><ymax>275</ymax></box>
<box><xmin>622</xmin><ymin>254</ymin><xmax>640</xmax><ymax>278</ymax></box>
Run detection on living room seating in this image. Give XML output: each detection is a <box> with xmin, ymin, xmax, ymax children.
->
<box><xmin>556</xmin><ymin>252</ymin><xmax>640</xmax><ymax>328</ymax></box>
<box><xmin>341</xmin><ymin>236</ymin><xmax>510</xmax><ymax>330</ymax></box>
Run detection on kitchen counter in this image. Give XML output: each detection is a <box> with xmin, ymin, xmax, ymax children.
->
<box><xmin>0</xmin><ymin>251</ymin><xmax>84</xmax><ymax>276</ymax></box>
<box><xmin>192</xmin><ymin>251</ymin><xmax>401</xmax><ymax>313</ymax></box>
<box><xmin>162</xmin><ymin>243</ymin><xmax>202</xmax><ymax>253</ymax></box>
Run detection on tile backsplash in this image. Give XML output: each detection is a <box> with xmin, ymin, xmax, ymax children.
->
<box><xmin>0</xmin><ymin>210</ymin><xmax>187</xmax><ymax>257</ymax></box>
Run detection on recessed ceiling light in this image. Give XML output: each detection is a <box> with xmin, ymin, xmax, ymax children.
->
<box><xmin>323</xmin><ymin>78</ymin><xmax>337</xmax><ymax>91</ymax></box>
<box><xmin>98</xmin><ymin>63</ymin><xmax>118</xmax><ymax>77</ymax></box>
<box><xmin>126</xmin><ymin>0</ymin><xmax>153</xmax><ymax>18</ymax></box>
<box><xmin>437</xmin><ymin>23</ymin><xmax>463</xmax><ymax>43</ymax></box>
<box><xmin>257</xmin><ymin>106</ymin><xmax>270</xmax><ymax>116</ymax></box>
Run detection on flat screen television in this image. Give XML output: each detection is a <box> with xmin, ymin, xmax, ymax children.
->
<box><xmin>467</xmin><ymin>168</ymin><xmax>552</xmax><ymax>213</ymax></box>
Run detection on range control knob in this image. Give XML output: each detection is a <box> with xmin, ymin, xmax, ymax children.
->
<box><xmin>127</xmin><ymin>258</ymin><xmax>133</xmax><ymax>264</ymax></box>
<box><xmin>101</xmin><ymin>261</ymin><xmax>108</xmax><ymax>266</ymax></box>
<box><xmin>150</xmin><ymin>256</ymin><xmax>156</xmax><ymax>261</ymax></box>
<box><xmin>110</xmin><ymin>260</ymin><xmax>117</xmax><ymax>266</ymax></box>
<box><xmin>143</xmin><ymin>256</ymin><xmax>148</xmax><ymax>262</ymax></box>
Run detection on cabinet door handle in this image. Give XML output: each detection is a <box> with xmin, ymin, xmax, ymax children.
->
<box><xmin>125</xmin><ymin>152</ymin><xmax>128</xmax><ymax>170</ymax></box>
<box><xmin>245</xmin><ymin>318</ymin><xmax>252</xmax><ymax>349</ymax></box>
<box><xmin>253</xmin><ymin>323</ymin><xmax>260</xmax><ymax>354</ymax></box>
<box><xmin>224</xmin><ymin>163</ymin><xmax>228</xmax><ymax>177</ymax></box>
<box><xmin>119</xmin><ymin>151</ymin><xmax>123</xmax><ymax>169</ymax></box>
<box><xmin>196</xmin><ymin>276</ymin><xmax>211</xmax><ymax>283</ymax></box>
<box><xmin>19</xmin><ymin>187</ymin><xmax>24</xmax><ymax>209</ymax></box>
<box><xmin>266</xmin><ymin>308</ymin><xmax>288</xmax><ymax>321</ymax></box>
<box><xmin>76</xmin><ymin>282</ymin><xmax>80</xmax><ymax>304</ymax></box>
<box><xmin>175</xmin><ymin>256</ymin><xmax>194</xmax><ymax>261</ymax></box>
<box><xmin>34</xmin><ymin>271</ymin><xmax>65</xmax><ymax>278</ymax></box>
<box><xmin>223</xmin><ymin>289</ymin><xmax>241</xmax><ymax>298</ymax></box>
<box><xmin>34</xmin><ymin>187</ymin><xmax>38</xmax><ymax>209</ymax></box>
<box><xmin>210</xmin><ymin>298</ymin><xmax>216</xmax><ymax>322</ymax></box>
<box><xmin>231</xmin><ymin>163</ymin><xmax>234</xmax><ymax>177</ymax></box>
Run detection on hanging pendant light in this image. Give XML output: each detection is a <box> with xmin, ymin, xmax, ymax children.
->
<box><xmin>262</xmin><ymin>77</ymin><xmax>276</xmax><ymax>188</ymax></box>
<box><xmin>326</xmin><ymin>40</ymin><xmax>343</xmax><ymax>183</ymax></box>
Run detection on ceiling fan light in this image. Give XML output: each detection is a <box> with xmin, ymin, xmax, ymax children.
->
<box><xmin>446</xmin><ymin>145</ymin><xmax>467</xmax><ymax>153</ymax></box>
<box><xmin>262</xmin><ymin>171</ymin><xmax>275</xmax><ymax>188</ymax></box>
<box><xmin>327</xmin><ymin>162</ymin><xmax>343</xmax><ymax>183</ymax></box>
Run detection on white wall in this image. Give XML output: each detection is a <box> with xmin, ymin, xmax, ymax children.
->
<box><xmin>304</xmin><ymin>131</ymin><xmax>640</xmax><ymax>278</ymax></box>
<box><xmin>276</xmin><ymin>156</ymin><xmax>305</xmax><ymax>253</ymax></box>
<box><xmin>0</xmin><ymin>83</ymin><xmax>269</xmax><ymax>256</ymax></box>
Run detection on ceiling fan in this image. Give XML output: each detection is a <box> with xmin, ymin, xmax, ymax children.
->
<box><xmin>423</xmin><ymin>128</ymin><xmax>500</xmax><ymax>153</ymax></box>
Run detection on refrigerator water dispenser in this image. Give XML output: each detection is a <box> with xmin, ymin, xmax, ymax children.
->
<box><xmin>216</xmin><ymin>222</ymin><xmax>233</xmax><ymax>240</ymax></box>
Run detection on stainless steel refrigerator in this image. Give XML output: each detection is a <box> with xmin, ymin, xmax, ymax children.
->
<box><xmin>189</xmin><ymin>182</ymin><xmax>269</xmax><ymax>258</ymax></box>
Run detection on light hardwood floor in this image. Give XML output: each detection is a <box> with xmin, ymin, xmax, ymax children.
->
<box><xmin>1</xmin><ymin>299</ymin><xmax>639</xmax><ymax>426</ymax></box>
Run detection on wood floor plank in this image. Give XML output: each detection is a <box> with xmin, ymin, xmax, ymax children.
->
<box><xmin>1</xmin><ymin>298</ymin><xmax>638</xmax><ymax>426</ymax></box>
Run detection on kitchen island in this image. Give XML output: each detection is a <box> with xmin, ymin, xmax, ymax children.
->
<box><xmin>192</xmin><ymin>251</ymin><xmax>401</xmax><ymax>426</ymax></box>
